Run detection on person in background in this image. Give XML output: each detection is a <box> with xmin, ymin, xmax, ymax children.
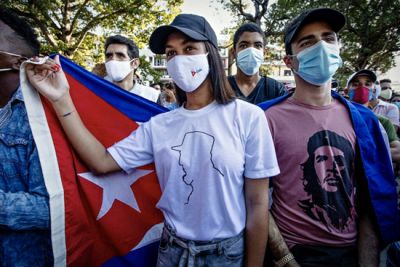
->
<box><xmin>150</xmin><ymin>82</ymin><xmax>161</xmax><ymax>91</ymax></box>
<box><xmin>104</xmin><ymin>35</ymin><xmax>160</xmax><ymax>102</ymax></box>
<box><xmin>228</xmin><ymin>23</ymin><xmax>286</xmax><ymax>104</ymax></box>
<box><xmin>337</xmin><ymin>87</ymin><xmax>348</xmax><ymax>99</ymax></box>
<box><xmin>391</xmin><ymin>93</ymin><xmax>400</xmax><ymax>128</ymax></box>
<box><xmin>347</xmin><ymin>69</ymin><xmax>400</xmax><ymax>163</ymax></box>
<box><xmin>0</xmin><ymin>7</ymin><xmax>53</xmax><ymax>266</ymax></box>
<box><xmin>391</xmin><ymin>93</ymin><xmax>400</xmax><ymax>106</ymax></box>
<box><xmin>91</xmin><ymin>62</ymin><xmax>106</xmax><ymax>78</ymax></box>
<box><xmin>27</xmin><ymin>13</ymin><xmax>280</xmax><ymax>267</ymax></box>
<box><xmin>380</xmin><ymin>78</ymin><xmax>393</xmax><ymax>102</ymax></box>
<box><xmin>387</xmin><ymin>98</ymin><xmax>400</xmax><ymax>267</ymax></box>
<box><xmin>369</xmin><ymin>77</ymin><xmax>399</xmax><ymax>131</ymax></box>
<box><xmin>159</xmin><ymin>82</ymin><xmax>178</xmax><ymax>110</ymax></box>
<box><xmin>331</xmin><ymin>78</ymin><xmax>338</xmax><ymax>91</ymax></box>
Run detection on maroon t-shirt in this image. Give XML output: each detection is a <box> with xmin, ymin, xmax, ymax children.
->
<box><xmin>266</xmin><ymin>97</ymin><xmax>357</xmax><ymax>247</ymax></box>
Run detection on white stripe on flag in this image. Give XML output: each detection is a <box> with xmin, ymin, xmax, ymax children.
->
<box><xmin>20</xmin><ymin>61</ymin><xmax>67</xmax><ymax>267</ymax></box>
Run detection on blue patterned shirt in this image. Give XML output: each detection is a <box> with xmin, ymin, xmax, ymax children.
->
<box><xmin>0</xmin><ymin>89</ymin><xmax>53</xmax><ymax>266</ymax></box>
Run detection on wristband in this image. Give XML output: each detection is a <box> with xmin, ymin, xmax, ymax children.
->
<box><xmin>274</xmin><ymin>253</ymin><xmax>295</xmax><ymax>267</ymax></box>
<box><xmin>60</xmin><ymin>110</ymin><xmax>74</xmax><ymax>117</ymax></box>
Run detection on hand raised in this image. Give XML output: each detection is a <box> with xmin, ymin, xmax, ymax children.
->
<box><xmin>26</xmin><ymin>55</ymin><xmax>70</xmax><ymax>102</ymax></box>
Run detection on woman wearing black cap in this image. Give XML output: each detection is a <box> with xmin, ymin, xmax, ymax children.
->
<box><xmin>26</xmin><ymin>14</ymin><xmax>279</xmax><ymax>267</ymax></box>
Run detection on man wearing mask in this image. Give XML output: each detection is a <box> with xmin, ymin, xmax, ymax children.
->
<box><xmin>260</xmin><ymin>8</ymin><xmax>399</xmax><ymax>266</ymax></box>
<box><xmin>228</xmin><ymin>23</ymin><xmax>286</xmax><ymax>104</ymax></box>
<box><xmin>347</xmin><ymin>69</ymin><xmax>400</xmax><ymax>163</ymax></box>
<box><xmin>368</xmin><ymin>78</ymin><xmax>399</xmax><ymax>130</ymax></box>
<box><xmin>104</xmin><ymin>35</ymin><xmax>160</xmax><ymax>102</ymax></box>
<box><xmin>380</xmin><ymin>79</ymin><xmax>393</xmax><ymax>101</ymax></box>
<box><xmin>0</xmin><ymin>7</ymin><xmax>53</xmax><ymax>266</ymax></box>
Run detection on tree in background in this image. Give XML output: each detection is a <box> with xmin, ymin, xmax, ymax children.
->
<box><xmin>216</xmin><ymin>0</ymin><xmax>279</xmax><ymax>75</ymax></box>
<box><xmin>1</xmin><ymin>0</ymin><xmax>182</xmax><ymax>82</ymax></box>
<box><xmin>219</xmin><ymin>0</ymin><xmax>400</xmax><ymax>86</ymax></box>
<box><xmin>217</xmin><ymin>0</ymin><xmax>270</xmax><ymax>26</ymax></box>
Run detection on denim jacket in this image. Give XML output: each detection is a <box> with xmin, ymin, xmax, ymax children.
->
<box><xmin>0</xmin><ymin>89</ymin><xmax>53</xmax><ymax>266</ymax></box>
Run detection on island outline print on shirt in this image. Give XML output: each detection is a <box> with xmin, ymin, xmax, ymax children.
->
<box><xmin>171</xmin><ymin>131</ymin><xmax>224</xmax><ymax>204</ymax></box>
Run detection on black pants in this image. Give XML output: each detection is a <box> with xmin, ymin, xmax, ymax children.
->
<box><xmin>264</xmin><ymin>244</ymin><xmax>358</xmax><ymax>267</ymax></box>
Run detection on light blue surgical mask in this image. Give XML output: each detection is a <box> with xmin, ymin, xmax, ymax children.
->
<box><xmin>293</xmin><ymin>41</ymin><xmax>342</xmax><ymax>86</ymax></box>
<box><xmin>393</xmin><ymin>102</ymin><xmax>400</xmax><ymax>109</ymax></box>
<box><xmin>236</xmin><ymin>47</ymin><xmax>263</xmax><ymax>76</ymax></box>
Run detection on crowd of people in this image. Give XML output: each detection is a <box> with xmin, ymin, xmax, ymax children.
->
<box><xmin>1</xmin><ymin>4</ymin><xmax>399</xmax><ymax>267</ymax></box>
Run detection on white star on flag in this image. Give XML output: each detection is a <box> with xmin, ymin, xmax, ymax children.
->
<box><xmin>78</xmin><ymin>169</ymin><xmax>153</xmax><ymax>220</ymax></box>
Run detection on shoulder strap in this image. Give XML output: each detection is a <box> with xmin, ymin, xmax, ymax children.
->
<box><xmin>263</xmin><ymin>76</ymin><xmax>272</xmax><ymax>99</ymax></box>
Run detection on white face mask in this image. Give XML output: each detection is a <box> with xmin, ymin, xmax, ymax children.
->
<box><xmin>380</xmin><ymin>89</ymin><xmax>393</xmax><ymax>100</ymax></box>
<box><xmin>0</xmin><ymin>50</ymin><xmax>28</xmax><ymax>72</ymax></box>
<box><xmin>167</xmin><ymin>54</ymin><xmax>209</xmax><ymax>93</ymax></box>
<box><xmin>105</xmin><ymin>59</ymin><xmax>133</xmax><ymax>82</ymax></box>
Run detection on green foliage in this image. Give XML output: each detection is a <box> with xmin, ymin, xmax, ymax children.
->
<box><xmin>2</xmin><ymin>0</ymin><xmax>182</xmax><ymax>71</ymax></box>
<box><xmin>138</xmin><ymin>55</ymin><xmax>163</xmax><ymax>83</ymax></box>
<box><xmin>219</xmin><ymin>0</ymin><xmax>400</xmax><ymax>87</ymax></box>
<box><xmin>216</xmin><ymin>0</ymin><xmax>269</xmax><ymax>26</ymax></box>
<box><xmin>267</xmin><ymin>0</ymin><xmax>400</xmax><ymax>86</ymax></box>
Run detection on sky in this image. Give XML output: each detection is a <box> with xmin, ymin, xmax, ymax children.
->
<box><xmin>181</xmin><ymin>0</ymin><xmax>235</xmax><ymax>36</ymax></box>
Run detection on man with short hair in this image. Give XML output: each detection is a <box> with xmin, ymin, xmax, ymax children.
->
<box><xmin>261</xmin><ymin>8</ymin><xmax>399</xmax><ymax>266</ymax></box>
<box><xmin>380</xmin><ymin>78</ymin><xmax>393</xmax><ymax>101</ymax></box>
<box><xmin>104</xmin><ymin>35</ymin><xmax>160</xmax><ymax>102</ymax></box>
<box><xmin>347</xmin><ymin>70</ymin><xmax>400</xmax><ymax>163</ymax></box>
<box><xmin>0</xmin><ymin>7</ymin><xmax>53</xmax><ymax>266</ymax></box>
<box><xmin>228</xmin><ymin>23</ymin><xmax>285</xmax><ymax>104</ymax></box>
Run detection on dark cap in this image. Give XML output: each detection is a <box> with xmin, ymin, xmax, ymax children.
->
<box><xmin>284</xmin><ymin>8</ymin><xmax>346</xmax><ymax>55</ymax></box>
<box><xmin>346</xmin><ymin>69</ymin><xmax>377</xmax><ymax>87</ymax></box>
<box><xmin>149</xmin><ymin>14</ymin><xmax>218</xmax><ymax>54</ymax></box>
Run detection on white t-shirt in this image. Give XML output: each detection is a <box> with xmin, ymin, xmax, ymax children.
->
<box><xmin>373</xmin><ymin>99</ymin><xmax>399</xmax><ymax>127</ymax></box>
<box><xmin>108</xmin><ymin>99</ymin><xmax>279</xmax><ymax>241</ymax></box>
<box><xmin>129</xmin><ymin>82</ymin><xmax>160</xmax><ymax>103</ymax></box>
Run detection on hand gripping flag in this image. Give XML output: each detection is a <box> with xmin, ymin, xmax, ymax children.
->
<box><xmin>20</xmin><ymin>55</ymin><xmax>167</xmax><ymax>267</ymax></box>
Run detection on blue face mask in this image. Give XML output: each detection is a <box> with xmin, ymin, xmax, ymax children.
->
<box><xmin>293</xmin><ymin>41</ymin><xmax>342</xmax><ymax>86</ymax></box>
<box><xmin>236</xmin><ymin>47</ymin><xmax>263</xmax><ymax>76</ymax></box>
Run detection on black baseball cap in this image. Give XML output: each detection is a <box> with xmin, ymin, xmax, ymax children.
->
<box><xmin>149</xmin><ymin>14</ymin><xmax>218</xmax><ymax>54</ymax></box>
<box><xmin>284</xmin><ymin>8</ymin><xmax>346</xmax><ymax>55</ymax></box>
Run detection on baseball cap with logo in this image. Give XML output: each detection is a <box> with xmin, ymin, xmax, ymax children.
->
<box><xmin>149</xmin><ymin>14</ymin><xmax>218</xmax><ymax>54</ymax></box>
<box><xmin>284</xmin><ymin>8</ymin><xmax>346</xmax><ymax>55</ymax></box>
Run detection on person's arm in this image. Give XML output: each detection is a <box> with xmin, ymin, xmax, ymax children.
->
<box><xmin>390</xmin><ymin>140</ymin><xmax>400</xmax><ymax>163</ymax></box>
<box><xmin>357</xmin><ymin>162</ymin><xmax>379</xmax><ymax>266</ymax></box>
<box><xmin>26</xmin><ymin>56</ymin><xmax>120</xmax><ymax>174</ymax></box>
<box><xmin>245</xmin><ymin>177</ymin><xmax>269</xmax><ymax>267</ymax></box>
<box><xmin>0</xmin><ymin>146</ymin><xmax>49</xmax><ymax>230</ymax></box>
<box><xmin>358</xmin><ymin>211</ymin><xmax>379</xmax><ymax>266</ymax></box>
<box><xmin>268</xmin><ymin>214</ymin><xmax>300</xmax><ymax>267</ymax></box>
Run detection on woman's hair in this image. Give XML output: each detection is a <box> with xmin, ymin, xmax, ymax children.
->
<box><xmin>175</xmin><ymin>41</ymin><xmax>236</xmax><ymax>105</ymax></box>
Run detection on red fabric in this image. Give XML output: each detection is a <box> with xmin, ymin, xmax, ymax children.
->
<box><xmin>42</xmin><ymin>73</ymin><xmax>163</xmax><ymax>266</ymax></box>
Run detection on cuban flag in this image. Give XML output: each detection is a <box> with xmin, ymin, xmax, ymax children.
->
<box><xmin>20</xmin><ymin>55</ymin><xmax>166</xmax><ymax>266</ymax></box>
